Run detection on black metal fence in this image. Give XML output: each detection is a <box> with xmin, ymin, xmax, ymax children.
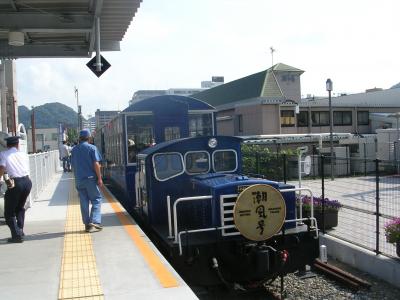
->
<box><xmin>242</xmin><ymin>152</ymin><xmax>400</xmax><ymax>259</ymax></box>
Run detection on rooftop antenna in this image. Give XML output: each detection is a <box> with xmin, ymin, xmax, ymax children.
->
<box><xmin>270</xmin><ymin>46</ymin><xmax>275</xmax><ymax>66</ymax></box>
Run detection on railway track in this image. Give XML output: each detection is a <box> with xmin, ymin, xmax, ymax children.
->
<box><xmin>313</xmin><ymin>258</ymin><xmax>371</xmax><ymax>290</ymax></box>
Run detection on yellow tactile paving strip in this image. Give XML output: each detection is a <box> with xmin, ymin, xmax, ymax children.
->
<box><xmin>58</xmin><ymin>184</ymin><xmax>104</xmax><ymax>300</ymax></box>
<box><xmin>101</xmin><ymin>186</ymin><xmax>179</xmax><ymax>288</ymax></box>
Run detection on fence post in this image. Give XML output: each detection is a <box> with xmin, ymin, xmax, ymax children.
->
<box><xmin>256</xmin><ymin>152</ymin><xmax>260</xmax><ymax>174</ymax></box>
<box><xmin>312</xmin><ymin>145</ymin><xmax>316</xmax><ymax>179</ymax></box>
<box><xmin>321</xmin><ymin>155</ymin><xmax>325</xmax><ymax>234</ymax></box>
<box><xmin>346</xmin><ymin>146</ymin><xmax>350</xmax><ymax>176</ymax></box>
<box><xmin>364</xmin><ymin>143</ymin><xmax>367</xmax><ymax>176</ymax></box>
<box><xmin>375</xmin><ymin>159</ymin><xmax>381</xmax><ymax>255</ymax></box>
<box><xmin>283</xmin><ymin>153</ymin><xmax>287</xmax><ymax>184</ymax></box>
<box><xmin>34</xmin><ymin>155</ymin><xmax>38</xmax><ymax>199</ymax></box>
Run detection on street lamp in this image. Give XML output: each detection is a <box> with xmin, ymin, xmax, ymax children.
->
<box><xmin>388</xmin><ymin>112</ymin><xmax>400</xmax><ymax>173</ymax></box>
<box><xmin>326</xmin><ymin>78</ymin><xmax>334</xmax><ymax>180</ymax></box>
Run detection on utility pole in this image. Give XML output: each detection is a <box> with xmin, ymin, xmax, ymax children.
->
<box><xmin>74</xmin><ymin>87</ymin><xmax>82</xmax><ymax>131</ymax></box>
<box><xmin>0</xmin><ymin>60</ymin><xmax>7</xmax><ymax>132</ymax></box>
<box><xmin>31</xmin><ymin>106</ymin><xmax>36</xmax><ymax>153</ymax></box>
<box><xmin>12</xmin><ymin>95</ymin><xmax>17</xmax><ymax>135</ymax></box>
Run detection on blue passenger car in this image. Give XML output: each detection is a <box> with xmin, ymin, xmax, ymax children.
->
<box><xmin>135</xmin><ymin>135</ymin><xmax>319</xmax><ymax>286</ymax></box>
<box><xmin>98</xmin><ymin>95</ymin><xmax>215</xmax><ymax>211</ymax></box>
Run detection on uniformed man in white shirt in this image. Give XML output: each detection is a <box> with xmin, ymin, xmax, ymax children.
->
<box><xmin>0</xmin><ymin>136</ymin><xmax>32</xmax><ymax>243</ymax></box>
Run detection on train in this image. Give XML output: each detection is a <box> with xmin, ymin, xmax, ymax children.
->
<box><xmin>94</xmin><ymin>95</ymin><xmax>215</xmax><ymax>211</ymax></box>
<box><xmin>135</xmin><ymin>135</ymin><xmax>319</xmax><ymax>287</ymax></box>
<box><xmin>96</xmin><ymin>95</ymin><xmax>319</xmax><ymax>288</ymax></box>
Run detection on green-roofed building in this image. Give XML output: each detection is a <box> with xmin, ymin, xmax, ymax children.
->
<box><xmin>193</xmin><ymin>63</ymin><xmax>400</xmax><ymax>138</ymax></box>
<box><xmin>192</xmin><ymin>63</ymin><xmax>304</xmax><ymax>136</ymax></box>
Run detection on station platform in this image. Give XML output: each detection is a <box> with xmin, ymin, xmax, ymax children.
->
<box><xmin>0</xmin><ymin>172</ymin><xmax>197</xmax><ymax>300</ymax></box>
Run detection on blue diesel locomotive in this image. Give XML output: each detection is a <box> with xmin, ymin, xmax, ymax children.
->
<box><xmin>135</xmin><ymin>135</ymin><xmax>319</xmax><ymax>287</ymax></box>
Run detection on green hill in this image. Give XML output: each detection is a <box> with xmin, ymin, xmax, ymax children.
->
<box><xmin>18</xmin><ymin>102</ymin><xmax>79</xmax><ymax>129</ymax></box>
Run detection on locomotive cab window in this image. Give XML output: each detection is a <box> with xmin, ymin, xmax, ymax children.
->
<box><xmin>213</xmin><ymin>150</ymin><xmax>237</xmax><ymax>172</ymax></box>
<box><xmin>185</xmin><ymin>151</ymin><xmax>210</xmax><ymax>174</ymax></box>
<box><xmin>153</xmin><ymin>152</ymin><xmax>184</xmax><ymax>181</ymax></box>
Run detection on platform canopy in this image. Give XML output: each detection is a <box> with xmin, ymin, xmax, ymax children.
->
<box><xmin>0</xmin><ymin>0</ymin><xmax>142</xmax><ymax>58</ymax></box>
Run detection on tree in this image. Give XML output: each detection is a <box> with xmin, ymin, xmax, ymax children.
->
<box><xmin>67</xmin><ymin>128</ymin><xmax>78</xmax><ymax>144</ymax></box>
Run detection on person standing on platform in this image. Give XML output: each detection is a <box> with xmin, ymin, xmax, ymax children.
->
<box><xmin>59</xmin><ymin>140</ymin><xmax>71</xmax><ymax>172</ymax></box>
<box><xmin>0</xmin><ymin>136</ymin><xmax>32</xmax><ymax>243</ymax></box>
<box><xmin>70</xmin><ymin>129</ymin><xmax>103</xmax><ymax>232</ymax></box>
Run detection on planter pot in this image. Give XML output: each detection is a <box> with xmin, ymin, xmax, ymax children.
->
<box><xmin>303</xmin><ymin>209</ymin><xmax>338</xmax><ymax>229</ymax></box>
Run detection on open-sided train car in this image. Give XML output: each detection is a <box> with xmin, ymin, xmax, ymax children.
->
<box><xmin>95</xmin><ymin>95</ymin><xmax>215</xmax><ymax>211</ymax></box>
<box><xmin>135</xmin><ymin>135</ymin><xmax>319</xmax><ymax>287</ymax></box>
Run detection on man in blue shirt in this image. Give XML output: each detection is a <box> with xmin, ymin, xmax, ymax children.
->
<box><xmin>71</xmin><ymin>129</ymin><xmax>103</xmax><ymax>232</ymax></box>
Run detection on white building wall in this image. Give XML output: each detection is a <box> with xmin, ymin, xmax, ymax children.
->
<box><xmin>275</xmin><ymin>71</ymin><xmax>302</xmax><ymax>101</ymax></box>
<box><xmin>376</xmin><ymin>128</ymin><xmax>400</xmax><ymax>161</ymax></box>
<box><xmin>27</xmin><ymin>128</ymin><xmax>60</xmax><ymax>153</ymax></box>
<box><xmin>261</xmin><ymin>105</ymin><xmax>280</xmax><ymax>134</ymax></box>
<box><xmin>235</xmin><ymin>104</ymin><xmax>264</xmax><ymax>135</ymax></box>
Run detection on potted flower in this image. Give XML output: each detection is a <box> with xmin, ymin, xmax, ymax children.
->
<box><xmin>384</xmin><ymin>217</ymin><xmax>400</xmax><ymax>257</ymax></box>
<box><xmin>297</xmin><ymin>195</ymin><xmax>342</xmax><ymax>229</ymax></box>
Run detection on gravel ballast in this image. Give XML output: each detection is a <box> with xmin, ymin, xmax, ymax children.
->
<box><xmin>269</xmin><ymin>259</ymin><xmax>400</xmax><ymax>299</ymax></box>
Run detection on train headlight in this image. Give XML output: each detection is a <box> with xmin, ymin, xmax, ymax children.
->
<box><xmin>208</xmin><ymin>138</ymin><xmax>218</xmax><ymax>148</ymax></box>
<box><xmin>233</xmin><ymin>184</ymin><xmax>286</xmax><ymax>241</ymax></box>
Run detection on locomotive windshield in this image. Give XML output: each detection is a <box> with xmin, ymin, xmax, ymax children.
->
<box><xmin>185</xmin><ymin>151</ymin><xmax>210</xmax><ymax>174</ymax></box>
<box><xmin>153</xmin><ymin>153</ymin><xmax>184</xmax><ymax>181</ymax></box>
<box><xmin>152</xmin><ymin>148</ymin><xmax>239</xmax><ymax>182</ymax></box>
<box><xmin>213</xmin><ymin>150</ymin><xmax>237</xmax><ymax>172</ymax></box>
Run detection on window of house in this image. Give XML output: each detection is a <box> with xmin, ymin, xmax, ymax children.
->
<box><xmin>357</xmin><ymin>111</ymin><xmax>369</xmax><ymax>125</ymax></box>
<box><xmin>281</xmin><ymin>74</ymin><xmax>295</xmax><ymax>82</ymax></box>
<box><xmin>237</xmin><ymin>115</ymin><xmax>243</xmax><ymax>133</ymax></box>
<box><xmin>280</xmin><ymin>110</ymin><xmax>295</xmax><ymax>127</ymax></box>
<box><xmin>35</xmin><ymin>133</ymin><xmax>44</xmax><ymax>141</ymax></box>
<box><xmin>51</xmin><ymin>133</ymin><xmax>58</xmax><ymax>141</ymax></box>
<box><xmin>334</xmin><ymin>111</ymin><xmax>352</xmax><ymax>126</ymax></box>
<box><xmin>311</xmin><ymin>111</ymin><xmax>330</xmax><ymax>126</ymax></box>
<box><xmin>297</xmin><ymin>111</ymin><xmax>308</xmax><ymax>127</ymax></box>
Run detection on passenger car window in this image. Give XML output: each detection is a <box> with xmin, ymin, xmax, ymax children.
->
<box><xmin>153</xmin><ymin>153</ymin><xmax>184</xmax><ymax>181</ymax></box>
<box><xmin>213</xmin><ymin>150</ymin><xmax>237</xmax><ymax>172</ymax></box>
<box><xmin>164</xmin><ymin>127</ymin><xmax>181</xmax><ymax>141</ymax></box>
<box><xmin>189</xmin><ymin>113</ymin><xmax>213</xmax><ymax>137</ymax></box>
<box><xmin>126</xmin><ymin>115</ymin><xmax>154</xmax><ymax>164</ymax></box>
<box><xmin>185</xmin><ymin>151</ymin><xmax>210</xmax><ymax>174</ymax></box>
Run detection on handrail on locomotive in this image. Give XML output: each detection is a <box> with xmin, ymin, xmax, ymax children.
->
<box><xmin>168</xmin><ymin>187</ymin><xmax>319</xmax><ymax>255</ymax></box>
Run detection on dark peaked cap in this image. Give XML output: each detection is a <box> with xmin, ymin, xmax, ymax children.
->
<box><xmin>5</xmin><ymin>136</ymin><xmax>21</xmax><ymax>146</ymax></box>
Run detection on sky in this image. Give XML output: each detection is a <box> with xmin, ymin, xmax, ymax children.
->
<box><xmin>15</xmin><ymin>0</ymin><xmax>400</xmax><ymax>117</ymax></box>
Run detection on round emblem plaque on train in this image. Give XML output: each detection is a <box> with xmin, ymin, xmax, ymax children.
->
<box><xmin>233</xmin><ymin>184</ymin><xmax>286</xmax><ymax>241</ymax></box>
